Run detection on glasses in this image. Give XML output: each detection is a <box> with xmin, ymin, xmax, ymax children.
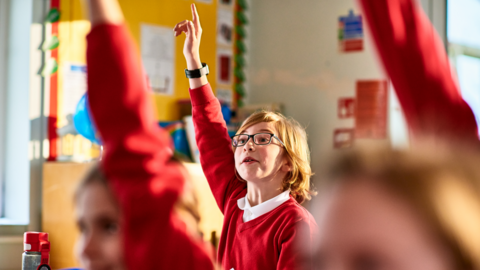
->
<box><xmin>231</xmin><ymin>133</ymin><xmax>285</xmax><ymax>147</ymax></box>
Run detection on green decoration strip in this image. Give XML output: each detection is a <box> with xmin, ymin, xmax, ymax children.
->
<box><xmin>234</xmin><ymin>67</ymin><xmax>246</xmax><ymax>82</ymax></box>
<box><xmin>234</xmin><ymin>1</ymin><xmax>248</xmax><ymax>107</ymax></box>
<box><xmin>237</xmin><ymin>99</ymin><xmax>245</xmax><ymax>108</ymax></box>
<box><xmin>235</xmin><ymin>25</ymin><xmax>246</xmax><ymax>39</ymax></box>
<box><xmin>236</xmin><ymin>11</ymin><xmax>248</xmax><ymax>25</ymax></box>
<box><xmin>42</xmin><ymin>35</ymin><xmax>60</xmax><ymax>51</ymax></box>
<box><xmin>234</xmin><ymin>54</ymin><xmax>246</xmax><ymax>68</ymax></box>
<box><xmin>238</xmin><ymin>0</ymin><xmax>248</xmax><ymax>10</ymax></box>
<box><xmin>41</xmin><ymin>58</ymin><xmax>58</xmax><ymax>76</ymax></box>
<box><xmin>235</xmin><ymin>40</ymin><xmax>247</xmax><ymax>53</ymax></box>
<box><xmin>45</xmin><ymin>8</ymin><xmax>60</xmax><ymax>23</ymax></box>
<box><xmin>235</xmin><ymin>83</ymin><xmax>246</xmax><ymax>97</ymax></box>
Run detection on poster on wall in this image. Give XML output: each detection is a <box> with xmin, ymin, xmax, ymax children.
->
<box><xmin>63</xmin><ymin>63</ymin><xmax>87</xmax><ymax>117</ymax></box>
<box><xmin>217</xmin><ymin>48</ymin><xmax>233</xmax><ymax>85</ymax></box>
<box><xmin>217</xmin><ymin>9</ymin><xmax>234</xmax><ymax>46</ymax></box>
<box><xmin>141</xmin><ymin>24</ymin><xmax>175</xmax><ymax>95</ymax></box>
<box><xmin>355</xmin><ymin>80</ymin><xmax>388</xmax><ymax>139</ymax></box>
<box><xmin>217</xmin><ymin>88</ymin><xmax>233</xmax><ymax>105</ymax></box>
<box><xmin>338</xmin><ymin>97</ymin><xmax>355</xmax><ymax>118</ymax></box>
<box><xmin>333</xmin><ymin>128</ymin><xmax>354</xmax><ymax>149</ymax></box>
<box><xmin>338</xmin><ymin>10</ymin><xmax>364</xmax><ymax>53</ymax></box>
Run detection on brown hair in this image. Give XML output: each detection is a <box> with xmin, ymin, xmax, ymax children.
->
<box><xmin>319</xmin><ymin>145</ymin><xmax>480</xmax><ymax>269</ymax></box>
<box><xmin>235</xmin><ymin>110</ymin><xmax>316</xmax><ymax>204</ymax></box>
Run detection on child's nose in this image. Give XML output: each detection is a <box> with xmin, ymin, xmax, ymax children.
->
<box><xmin>80</xmin><ymin>232</ymin><xmax>98</xmax><ymax>261</ymax></box>
<box><xmin>243</xmin><ymin>138</ymin><xmax>255</xmax><ymax>151</ymax></box>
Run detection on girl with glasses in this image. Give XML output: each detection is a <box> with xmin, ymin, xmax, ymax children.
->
<box><xmin>174</xmin><ymin>5</ymin><xmax>318</xmax><ymax>270</ymax></box>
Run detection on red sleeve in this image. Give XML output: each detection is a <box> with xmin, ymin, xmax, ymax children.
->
<box><xmin>277</xmin><ymin>218</ymin><xmax>318</xmax><ymax>270</ymax></box>
<box><xmin>87</xmin><ymin>24</ymin><xmax>214</xmax><ymax>270</ymax></box>
<box><xmin>358</xmin><ymin>0</ymin><xmax>478</xmax><ymax>143</ymax></box>
<box><xmin>189</xmin><ymin>84</ymin><xmax>245</xmax><ymax>213</ymax></box>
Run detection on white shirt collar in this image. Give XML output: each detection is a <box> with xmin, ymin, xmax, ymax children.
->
<box><xmin>237</xmin><ymin>190</ymin><xmax>291</xmax><ymax>222</ymax></box>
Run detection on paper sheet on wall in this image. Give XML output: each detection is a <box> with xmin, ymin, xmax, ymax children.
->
<box><xmin>141</xmin><ymin>24</ymin><xmax>175</xmax><ymax>95</ymax></box>
<box><xmin>217</xmin><ymin>48</ymin><xmax>233</xmax><ymax>85</ymax></box>
<box><xmin>217</xmin><ymin>8</ymin><xmax>234</xmax><ymax>46</ymax></box>
<box><xmin>217</xmin><ymin>88</ymin><xmax>233</xmax><ymax>105</ymax></box>
<box><xmin>63</xmin><ymin>63</ymin><xmax>87</xmax><ymax>117</ymax></box>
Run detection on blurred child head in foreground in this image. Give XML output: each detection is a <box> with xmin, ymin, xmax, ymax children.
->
<box><xmin>73</xmin><ymin>159</ymin><xmax>201</xmax><ymax>270</ymax></box>
<box><xmin>308</xmin><ymin>144</ymin><xmax>480</xmax><ymax>270</ymax></box>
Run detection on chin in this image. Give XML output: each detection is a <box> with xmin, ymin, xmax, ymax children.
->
<box><xmin>239</xmin><ymin>173</ymin><xmax>263</xmax><ymax>183</ymax></box>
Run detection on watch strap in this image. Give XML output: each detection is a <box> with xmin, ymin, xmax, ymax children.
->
<box><xmin>185</xmin><ymin>63</ymin><xmax>209</xmax><ymax>78</ymax></box>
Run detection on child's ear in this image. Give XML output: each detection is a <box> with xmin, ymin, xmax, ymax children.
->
<box><xmin>282</xmin><ymin>160</ymin><xmax>292</xmax><ymax>172</ymax></box>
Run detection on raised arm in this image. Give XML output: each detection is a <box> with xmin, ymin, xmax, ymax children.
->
<box><xmin>358</xmin><ymin>0</ymin><xmax>478</xmax><ymax>144</ymax></box>
<box><xmin>84</xmin><ymin>0</ymin><xmax>214</xmax><ymax>269</ymax></box>
<box><xmin>175</xmin><ymin>4</ymin><xmax>244</xmax><ymax>213</ymax></box>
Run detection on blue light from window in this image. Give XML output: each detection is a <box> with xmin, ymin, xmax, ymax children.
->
<box><xmin>448</xmin><ymin>0</ymin><xmax>480</xmax><ymax>48</ymax></box>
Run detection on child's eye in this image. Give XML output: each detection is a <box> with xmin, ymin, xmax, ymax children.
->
<box><xmin>102</xmin><ymin>222</ymin><xmax>120</xmax><ymax>234</ymax></box>
<box><xmin>77</xmin><ymin>220</ymin><xmax>87</xmax><ymax>234</ymax></box>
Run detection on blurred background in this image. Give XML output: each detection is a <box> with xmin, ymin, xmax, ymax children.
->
<box><xmin>0</xmin><ymin>0</ymin><xmax>477</xmax><ymax>268</ymax></box>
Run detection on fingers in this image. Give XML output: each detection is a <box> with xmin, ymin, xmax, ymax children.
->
<box><xmin>186</xmin><ymin>21</ymin><xmax>195</xmax><ymax>39</ymax></box>
<box><xmin>191</xmin><ymin>3</ymin><xmax>202</xmax><ymax>34</ymax></box>
<box><xmin>173</xmin><ymin>20</ymin><xmax>189</xmax><ymax>37</ymax></box>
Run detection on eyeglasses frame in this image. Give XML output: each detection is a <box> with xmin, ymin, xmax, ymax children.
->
<box><xmin>231</xmin><ymin>133</ymin><xmax>285</xmax><ymax>148</ymax></box>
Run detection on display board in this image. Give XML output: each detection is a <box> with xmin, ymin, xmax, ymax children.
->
<box><xmin>55</xmin><ymin>0</ymin><xmax>231</xmax><ymax>125</ymax></box>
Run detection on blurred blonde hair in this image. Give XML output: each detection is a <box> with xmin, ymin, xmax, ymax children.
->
<box><xmin>235</xmin><ymin>110</ymin><xmax>316</xmax><ymax>204</ymax></box>
<box><xmin>320</xmin><ymin>144</ymin><xmax>480</xmax><ymax>270</ymax></box>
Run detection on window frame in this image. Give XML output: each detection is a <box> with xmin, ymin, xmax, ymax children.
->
<box><xmin>0</xmin><ymin>0</ymin><xmax>47</xmax><ymax>235</ymax></box>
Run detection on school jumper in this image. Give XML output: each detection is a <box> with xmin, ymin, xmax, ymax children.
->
<box><xmin>86</xmin><ymin>24</ymin><xmax>215</xmax><ymax>270</ymax></box>
<box><xmin>358</xmin><ymin>0</ymin><xmax>479</xmax><ymax>143</ymax></box>
<box><xmin>189</xmin><ymin>84</ymin><xmax>318</xmax><ymax>270</ymax></box>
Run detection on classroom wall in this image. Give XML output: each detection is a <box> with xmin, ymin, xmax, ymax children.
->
<box><xmin>57</xmin><ymin>0</ymin><xmax>226</xmax><ymax>124</ymax></box>
<box><xmin>245</xmin><ymin>0</ymin><xmax>445</xmax><ymax>180</ymax></box>
<box><xmin>246</xmin><ymin>0</ymin><xmax>387</xmax><ymax>180</ymax></box>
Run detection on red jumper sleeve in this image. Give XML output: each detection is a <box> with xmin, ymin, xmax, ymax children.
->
<box><xmin>277</xmin><ymin>218</ymin><xmax>318</xmax><ymax>270</ymax></box>
<box><xmin>358</xmin><ymin>0</ymin><xmax>478</xmax><ymax>144</ymax></box>
<box><xmin>87</xmin><ymin>24</ymin><xmax>214</xmax><ymax>270</ymax></box>
<box><xmin>189</xmin><ymin>84</ymin><xmax>246</xmax><ymax>213</ymax></box>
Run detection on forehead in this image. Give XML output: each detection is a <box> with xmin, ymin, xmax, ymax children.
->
<box><xmin>76</xmin><ymin>182</ymin><xmax>119</xmax><ymax>219</ymax></box>
<box><xmin>312</xmin><ymin>180</ymin><xmax>447</xmax><ymax>264</ymax></box>
<box><xmin>243</xmin><ymin>121</ymin><xmax>277</xmax><ymax>134</ymax></box>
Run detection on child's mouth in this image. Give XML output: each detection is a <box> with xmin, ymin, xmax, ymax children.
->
<box><xmin>242</xmin><ymin>157</ymin><xmax>258</xmax><ymax>164</ymax></box>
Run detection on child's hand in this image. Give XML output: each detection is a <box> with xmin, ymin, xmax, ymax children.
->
<box><xmin>174</xmin><ymin>4</ymin><xmax>203</xmax><ymax>69</ymax></box>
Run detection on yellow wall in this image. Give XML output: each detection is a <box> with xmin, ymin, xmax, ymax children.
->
<box><xmin>57</xmin><ymin>0</ymin><xmax>224</xmax><ymax>123</ymax></box>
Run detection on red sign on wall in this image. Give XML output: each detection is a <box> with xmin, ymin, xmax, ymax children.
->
<box><xmin>334</xmin><ymin>128</ymin><xmax>354</xmax><ymax>149</ymax></box>
<box><xmin>338</xmin><ymin>98</ymin><xmax>355</xmax><ymax>119</ymax></box>
<box><xmin>355</xmin><ymin>80</ymin><xmax>388</xmax><ymax>139</ymax></box>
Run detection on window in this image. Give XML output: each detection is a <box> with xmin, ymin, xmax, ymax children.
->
<box><xmin>448</xmin><ymin>0</ymin><xmax>480</xmax><ymax>136</ymax></box>
<box><xmin>0</xmin><ymin>0</ymin><xmax>8</xmax><ymax>219</ymax></box>
<box><xmin>0</xmin><ymin>0</ymin><xmax>46</xmax><ymax>233</ymax></box>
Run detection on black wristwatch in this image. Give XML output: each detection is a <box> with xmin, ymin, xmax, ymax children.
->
<box><xmin>185</xmin><ymin>63</ymin><xmax>209</xmax><ymax>78</ymax></box>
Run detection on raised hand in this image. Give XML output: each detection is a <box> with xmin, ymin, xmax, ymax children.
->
<box><xmin>174</xmin><ymin>3</ymin><xmax>203</xmax><ymax>70</ymax></box>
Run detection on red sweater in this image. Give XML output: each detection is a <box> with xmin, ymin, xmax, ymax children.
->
<box><xmin>86</xmin><ymin>24</ymin><xmax>215</xmax><ymax>270</ymax></box>
<box><xmin>358</xmin><ymin>0</ymin><xmax>478</xmax><ymax>143</ymax></box>
<box><xmin>189</xmin><ymin>84</ymin><xmax>318</xmax><ymax>270</ymax></box>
